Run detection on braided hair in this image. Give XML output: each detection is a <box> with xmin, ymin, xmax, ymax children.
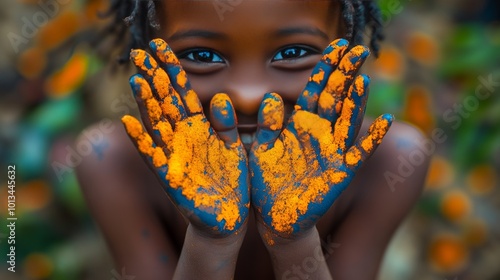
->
<box><xmin>103</xmin><ymin>0</ymin><xmax>384</xmax><ymax>62</ymax></box>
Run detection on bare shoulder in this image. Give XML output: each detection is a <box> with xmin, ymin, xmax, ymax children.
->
<box><xmin>346</xmin><ymin>119</ymin><xmax>431</xmax><ymax>213</ymax></box>
<box><xmin>74</xmin><ymin>119</ymin><xmax>173</xmax><ymax>212</ymax></box>
<box><xmin>323</xmin><ymin>120</ymin><xmax>431</xmax><ymax>279</ymax></box>
<box><xmin>74</xmin><ymin>119</ymin><xmax>149</xmax><ymax>200</ymax></box>
<box><xmin>365</xmin><ymin>119</ymin><xmax>431</xmax><ymax>195</ymax></box>
<box><xmin>74</xmin><ymin>120</ymin><xmax>183</xmax><ymax>278</ymax></box>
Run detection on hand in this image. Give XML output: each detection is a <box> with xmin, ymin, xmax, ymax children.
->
<box><xmin>250</xmin><ymin>39</ymin><xmax>394</xmax><ymax>238</ymax></box>
<box><xmin>121</xmin><ymin>39</ymin><xmax>249</xmax><ymax>237</ymax></box>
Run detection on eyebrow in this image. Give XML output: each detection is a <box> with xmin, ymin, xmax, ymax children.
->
<box><xmin>167</xmin><ymin>30</ymin><xmax>227</xmax><ymax>41</ymax></box>
<box><xmin>274</xmin><ymin>27</ymin><xmax>329</xmax><ymax>40</ymax></box>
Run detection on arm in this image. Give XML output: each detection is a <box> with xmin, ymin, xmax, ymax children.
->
<box><xmin>174</xmin><ymin>224</ymin><xmax>246</xmax><ymax>279</ymax></box>
<box><xmin>260</xmin><ymin>226</ymin><xmax>332</xmax><ymax>280</ymax></box>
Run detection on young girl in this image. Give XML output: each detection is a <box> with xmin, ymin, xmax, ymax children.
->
<box><xmin>76</xmin><ymin>1</ymin><xmax>430</xmax><ymax>279</ymax></box>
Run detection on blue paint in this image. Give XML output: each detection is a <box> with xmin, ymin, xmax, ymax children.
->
<box><xmin>336</xmin><ymin>38</ymin><xmax>349</xmax><ymax>47</ymax></box>
<box><xmin>129</xmin><ymin>74</ymin><xmax>144</xmax><ymax>97</ymax></box>
<box><xmin>297</xmin><ymin>40</ymin><xmax>351</xmax><ymax>111</ymax></box>
<box><xmin>150</xmin><ymin>40</ymin><xmax>193</xmax><ymax>92</ymax></box>
<box><xmin>212</xmin><ymin>99</ymin><xmax>236</xmax><ymax>128</ymax></box>
<box><xmin>256</xmin><ymin>129</ymin><xmax>276</xmax><ymax>145</ymax></box>
<box><xmin>144</xmin><ymin>54</ymin><xmax>155</xmax><ymax>70</ymax></box>
<box><xmin>92</xmin><ymin>139</ymin><xmax>109</xmax><ymax>161</ymax></box>
<box><xmin>159</xmin><ymin>253</ymin><xmax>169</xmax><ymax>264</ymax></box>
<box><xmin>348</xmin><ymin>48</ymin><xmax>369</xmax><ymax>65</ymax></box>
<box><xmin>162</xmin><ymin>151</ymin><xmax>249</xmax><ymax>235</ymax></box>
<box><xmin>170</xmin><ymin>94</ymin><xmax>187</xmax><ymax>118</ymax></box>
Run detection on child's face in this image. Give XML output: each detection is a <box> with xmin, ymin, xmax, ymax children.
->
<box><xmin>162</xmin><ymin>0</ymin><xmax>339</xmax><ymax>135</ymax></box>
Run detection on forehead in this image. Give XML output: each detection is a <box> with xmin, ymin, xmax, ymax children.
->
<box><xmin>161</xmin><ymin>0</ymin><xmax>337</xmax><ymax>38</ymax></box>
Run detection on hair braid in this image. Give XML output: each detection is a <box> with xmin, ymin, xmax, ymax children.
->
<box><xmin>351</xmin><ymin>0</ymin><xmax>366</xmax><ymax>46</ymax></box>
<box><xmin>340</xmin><ymin>0</ymin><xmax>355</xmax><ymax>42</ymax></box>
<box><xmin>364</xmin><ymin>0</ymin><xmax>385</xmax><ymax>56</ymax></box>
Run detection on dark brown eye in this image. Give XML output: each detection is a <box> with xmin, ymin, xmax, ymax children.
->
<box><xmin>272</xmin><ymin>46</ymin><xmax>317</xmax><ymax>61</ymax></box>
<box><xmin>179</xmin><ymin>49</ymin><xmax>224</xmax><ymax>63</ymax></box>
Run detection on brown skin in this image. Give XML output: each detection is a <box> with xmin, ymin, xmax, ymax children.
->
<box><xmin>76</xmin><ymin>1</ymin><xmax>429</xmax><ymax>279</ymax></box>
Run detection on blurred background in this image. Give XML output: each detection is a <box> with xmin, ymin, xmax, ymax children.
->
<box><xmin>0</xmin><ymin>0</ymin><xmax>498</xmax><ymax>279</ymax></box>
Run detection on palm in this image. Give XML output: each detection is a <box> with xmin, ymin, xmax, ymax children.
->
<box><xmin>250</xmin><ymin>39</ymin><xmax>393</xmax><ymax>237</ymax></box>
<box><xmin>122</xmin><ymin>39</ymin><xmax>249</xmax><ymax>236</ymax></box>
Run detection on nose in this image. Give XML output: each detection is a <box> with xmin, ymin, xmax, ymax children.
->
<box><xmin>226</xmin><ymin>83</ymin><xmax>269</xmax><ymax>115</ymax></box>
<box><xmin>223</xmin><ymin>67</ymin><xmax>271</xmax><ymax>116</ymax></box>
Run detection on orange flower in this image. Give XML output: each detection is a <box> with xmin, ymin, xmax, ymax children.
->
<box><xmin>403</xmin><ymin>85</ymin><xmax>435</xmax><ymax>136</ymax></box>
<box><xmin>425</xmin><ymin>156</ymin><xmax>454</xmax><ymax>190</ymax></box>
<box><xmin>440</xmin><ymin>190</ymin><xmax>472</xmax><ymax>223</ymax></box>
<box><xmin>17</xmin><ymin>180</ymin><xmax>53</xmax><ymax>213</ymax></box>
<box><xmin>405</xmin><ymin>31</ymin><xmax>439</xmax><ymax>66</ymax></box>
<box><xmin>466</xmin><ymin>165</ymin><xmax>497</xmax><ymax>195</ymax></box>
<box><xmin>463</xmin><ymin>219</ymin><xmax>488</xmax><ymax>247</ymax></box>
<box><xmin>428</xmin><ymin>234</ymin><xmax>468</xmax><ymax>273</ymax></box>
<box><xmin>23</xmin><ymin>253</ymin><xmax>54</xmax><ymax>279</ymax></box>
<box><xmin>372</xmin><ymin>45</ymin><xmax>405</xmax><ymax>80</ymax></box>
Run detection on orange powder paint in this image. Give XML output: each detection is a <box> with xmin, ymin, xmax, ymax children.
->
<box><xmin>361</xmin><ymin>117</ymin><xmax>391</xmax><ymax>154</ymax></box>
<box><xmin>323</xmin><ymin>40</ymin><xmax>348</xmax><ymax>65</ymax></box>
<box><xmin>132</xmin><ymin>76</ymin><xmax>162</xmax><ymax>123</ymax></box>
<box><xmin>324</xmin><ymin>46</ymin><xmax>366</xmax><ymax>95</ymax></box>
<box><xmin>354</xmin><ymin>75</ymin><xmax>365</xmax><ymax>97</ymax></box>
<box><xmin>345</xmin><ymin>147</ymin><xmax>361</xmax><ymax>166</ymax></box>
<box><xmin>310</xmin><ymin>69</ymin><xmax>324</xmax><ymax>84</ymax></box>
<box><xmin>332</xmin><ymin>97</ymin><xmax>355</xmax><ymax>153</ymax></box>
<box><xmin>146</xmin><ymin>99</ymin><xmax>162</xmax><ymax>122</ymax></box>
<box><xmin>176</xmin><ymin>71</ymin><xmax>188</xmax><ymax>88</ymax></box>
<box><xmin>318</xmin><ymin>91</ymin><xmax>335</xmax><ymax>113</ymax></box>
<box><xmin>211</xmin><ymin>95</ymin><xmax>231</xmax><ymax>117</ymax></box>
<box><xmin>262</xmin><ymin>94</ymin><xmax>284</xmax><ymax>131</ymax></box>
<box><xmin>152</xmin><ymin>39</ymin><xmax>180</xmax><ymax>65</ymax></box>
<box><xmin>166</xmin><ymin>115</ymin><xmax>243</xmax><ymax>231</ymax></box>
<box><xmin>133</xmin><ymin>76</ymin><xmax>153</xmax><ymax>99</ymax></box>
<box><xmin>121</xmin><ymin>115</ymin><xmax>167</xmax><ymax>167</ymax></box>
<box><xmin>185</xmin><ymin>90</ymin><xmax>203</xmax><ymax>114</ymax></box>
<box><xmin>130</xmin><ymin>49</ymin><xmax>173</xmax><ymax>101</ymax></box>
<box><xmin>161</xmin><ymin>97</ymin><xmax>183</xmax><ymax>123</ymax></box>
<box><xmin>154</xmin><ymin>121</ymin><xmax>173</xmax><ymax>145</ymax></box>
<box><xmin>263</xmin><ymin>231</ymin><xmax>275</xmax><ymax>246</ymax></box>
<box><xmin>255</xmin><ymin>111</ymin><xmax>347</xmax><ymax>234</ymax></box>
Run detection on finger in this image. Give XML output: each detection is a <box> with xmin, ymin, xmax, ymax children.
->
<box><xmin>332</xmin><ymin>74</ymin><xmax>370</xmax><ymax>153</ymax></box>
<box><xmin>318</xmin><ymin>45</ymin><xmax>370</xmax><ymax>123</ymax></box>
<box><xmin>149</xmin><ymin>38</ymin><xmax>203</xmax><ymax>115</ymax></box>
<box><xmin>296</xmin><ymin>38</ymin><xmax>349</xmax><ymax>112</ymax></box>
<box><xmin>121</xmin><ymin>115</ymin><xmax>168</xmax><ymax>169</ymax></box>
<box><xmin>255</xmin><ymin>93</ymin><xmax>284</xmax><ymax>147</ymax></box>
<box><xmin>130</xmin><ymin>74</ymin><xmax>173</xmax><ymax>148</ymax></box>
<box><xmin>345</xmin><ymin>114</ymin><xmax>394</xmax><ymax>170</ymax></box>
<box><xmin>130</xmin><ymin>49</ymin><xmax>187</xmax><ymax>124</ymax></box>
<box><xmin>209</xmin><ymin>93</ymin><xmax>240</xmax><ymax>148</ymax></box>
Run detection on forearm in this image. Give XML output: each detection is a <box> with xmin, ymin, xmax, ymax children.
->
<box><xmin>261</xmin><ymin>226</ymin><xmax>332</xmax><ymax>280</ymax></box>
<box><xmin>174</xmin><ymin>223</ymin><xmax>246</xmax><ymax>280</ymax></box>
